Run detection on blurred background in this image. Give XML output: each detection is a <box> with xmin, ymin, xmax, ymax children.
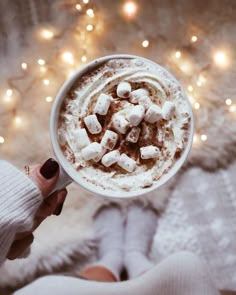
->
<box><xmin>0</xmin><ymin>0</ymin><xmax>235</xmax><ymax>293</ymax></box>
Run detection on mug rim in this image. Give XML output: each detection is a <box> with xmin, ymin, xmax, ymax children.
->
<box><xmin>50</xmin><ymin>54</ymin><xmax>194</xmax><ymax>198</ymax></box>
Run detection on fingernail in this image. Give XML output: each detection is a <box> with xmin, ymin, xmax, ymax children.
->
<box><xmin>40</xmin><ymin>158</ymin><xmax>59</xmax><ymax>179</ymax></box>
<box><xmin>53</xmin><ymin>203</ymin><xmax>64</xmax><ymax>216</ymax></box>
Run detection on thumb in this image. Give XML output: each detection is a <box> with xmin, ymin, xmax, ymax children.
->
<box><xmin>31</xmin><ymin>158</ymin><xmax>60</xmax><ymax>198</ymax></box>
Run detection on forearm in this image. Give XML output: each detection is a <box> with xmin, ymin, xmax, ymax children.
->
<box><xmin>0</xmin><ymin>161</ymin><xmax>42</xmax><ymax>264</ymax></box>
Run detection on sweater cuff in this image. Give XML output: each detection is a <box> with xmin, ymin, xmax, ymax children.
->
<box><xmin>0</xmin><ymin>160</ymin><xmax>43</xmax><ymax>232</ymax></box>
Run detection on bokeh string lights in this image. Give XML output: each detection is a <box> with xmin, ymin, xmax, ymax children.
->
<box><xmin>0</xmin><ymin>0</ymin><xmax>235</xmax><ymax>150</ymax></box>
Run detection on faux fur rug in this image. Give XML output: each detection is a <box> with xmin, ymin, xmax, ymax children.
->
<box><xmin>0</xmin><ymin>0</ymin><xmax>236</xmax><ymax>292</ymax></box>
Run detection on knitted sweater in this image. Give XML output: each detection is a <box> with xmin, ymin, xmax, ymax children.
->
<box><xmin>0</xmin><ymin>161</ymin><xmax>42</xmax><ymax>265</ymax></box>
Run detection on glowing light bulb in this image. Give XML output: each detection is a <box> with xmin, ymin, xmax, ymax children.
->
<box><xmin>6</xmin><ymin>89</ymin><xmax>13</xmax><ymax>97</ymax></box>
<box><xmin>81</xmin><ymin>55</ymin><xmax>87</xmax><ymax>62</ymax></box>
<box><xmin>175</xmin><ymin>51</ymin><xmax>181</xmax><ymax>59</ymax></box>
<box><xmin>179</xmin><ymin>61</ymin><xmax>192</xmax><ymax>74</ymax></box>
<box><xmin>193</xmin><ymin>134</ymin><xmax>198</xmax><ymax>144</ymax></box>
<box><xmin>191</xmin><ymin>36</ymin><xmax>198</xmax><ymax>43</ymax></box>
<box><xmin>43</xmin><ymin>79</ymin><xmax>50</xmax><ymax>85</ymax></box>
<box><xmin>196</xmin><ymin>74</ymin><xmax>206</xmax><ymax>87</ymax></box>
<box><xmin>213</xmin><ymin>51</ymin><xmax>229</xmax><ymax>68</ymax></box>
<box><xmin>38</xmin><ymin>59</ymin><xmax>46</xmax><ymax>66</ymax></box>
<box><xmin>83</xmin><ymin>0</ymin><xmax>89</xmax><ymax>3</ymax></box>
<box><xmin>76</xmin><ymin>4</ymin><xmax>82</xmax><ymax>10</ymax></box>
<box><xmin>194</xmin><ymin>102</ymin><xmax>200</xmax><ymax>110</ymax></box>
<box><xmin>201</xmin><ymin>134</ymin><xmax>207</xmax><ymax>141</ymax></box>
<box><xmin>45</xmin><ymin>96</ymin><xmax>53</xmax><ymax>102</ymax></box>
<box><xmin>61</xmin><ymin>51</ymin><xmax>74</xmax><ymax>65</ymax></box>
<box><xmin>3</xmin><ymin>96</ymin><xmax>12</xmax><ymax>103</ymax></box>
<box><xmin>142</xmin><ymin>40</ymin><xmax>149</xmax><ymax>48</ymax></box>
<box><xmin>86</xmin><ymin>9</ymin><xmax>94</xmax><ymax>17</ymax></box>
<box><xmin>21</xmin><ymin>62</ymin><xmax>27</xmax><ymax>70</ymax></box>
<box><xmin>40</xmin><ymin>29</ymin><xmax>54</xmax><ymax>40</ymax></box>
<box><xmin>229</xmin><ymin>105</ymin><xmax>236</xmax><ymax>112</ymax></box>
<box><xmin>14</xmin><ymin>116</ymin><xmax>22</xmax><ymax>126</ymax></box>
<box><xmin>40</xmin><ymin>66</ymin><xmax>47</xmax><ymax>73</ymax></box>
<box><xmin>225</xmin><ymin>99</ymin><xmax>232</xmax><ymax>106</ymax></box>
<box><xmin>86</xmin><ymin>24</ymin><xmax>94</xmax><ymax>31</ymax></box>
<box><xmin>187</xmin><ymin>85</ymin><xmax>193</xmax><ymax>92</ymax></box>
<box><xmin>123</xmin><ymin>1</ymin><xmax>137</xmax><ymax>18</ymax></box>
<box><xmin>0</xmin><ymin>136</ymin><xmax>4</xmax><ymax>144</ymax></box>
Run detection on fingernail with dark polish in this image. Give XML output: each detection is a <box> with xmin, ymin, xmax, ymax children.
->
<box><xmin>40</xmin><ymin>158</ymin><xmax>59</xmax><ymax>179</ymax></box>
<box><xmin>53</xmin><ymin>203</ymin><xmax>64</xmax><ymax>216</ymax></box>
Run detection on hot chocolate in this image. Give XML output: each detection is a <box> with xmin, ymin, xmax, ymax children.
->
<box><xmin>57</xmin><ymin>57</ymin><xmax>192</xmax><ymax>193</ymax></box>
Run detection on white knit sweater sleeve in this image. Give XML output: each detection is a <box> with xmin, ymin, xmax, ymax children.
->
<box><xmin>0</xmin><ymin>160</ymin><xmax>43</xmax><ymax>265</ymax></box>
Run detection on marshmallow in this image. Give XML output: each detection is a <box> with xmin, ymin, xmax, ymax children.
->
<box><xmin>126</xmin><ymin>127</ymin><xmax>141</xmax><ymax>143</ymax></box>
<box><xmin>140</xmin><ymin>145</ymin><xmax>160</xmax><ymax>159</ymax></box>
<box><xmin>94</xmin><ymin>93</ymin><xmax>112</xmax><ymax>115</ymax></box>
<box><xmin>130</xmin><ymin>88</ymin><xmax>149</xmax><ymax>104</ymax></box>
<box><xmin>139</xmin><ymin>95</ymin><xmax>152</xmax><ymax>110</ymax></box>
<box><xmin>144</xmin><ymin>105</ymin><xmax>162</xmax><ymax>123</ymax></box>
<box><xmin>102</xmin><ymin>150</ymin><xmax>120</xmax><ymax>167</ymax></box>
<box><xmin>117</xmin><ymin>81</ymin><xmax>131</xmax><ymax>98</ymax></box>
<box><xmin>113</xmin><ymin>115</ymin><xmax>130</xmax><ymax>134</ymax></box>
<box><xmin>127</xmin><ymin>105</ymin><xmax>145</xmax><ymax>126</ymax></box>
<box><xmin>94</xmin><ymin>147</ymin><xmax>106</xmax><ymax>162</ymax></box>
<box><xmin>118</xmin><ymin>153</ymin><xmax>136</xmax><ymax>172</ymax></box>
<box><xmin>101</xmin><ymin>130</ymin><xmax>118</xmax><ymax>150</ymax></box>
<box><xmin>58</xmin><ymin>131</ymin><xmax>67</xmax><ymax>145</ymax></box>
<box><xmin>162</xmin><ymin>101</ymin><xmax>176</xmax><ymax>120</ymax></box>
<box><xmin>74</xmin><ymin>128</ymin><xmax>90</xmax><ymax>149</ymax></box>
<box><xmin>81</xmin><ymin>142</ymin><xmax>102</xmax><ymax>161</ymax></box>
<box><xmin>84</xmin><ymin>114</ymin><xmax>102</xmax><ymax>134</ymax></box>
<box><xmin>141</xmin><ymin>176</ymin><xmax>153</xmax><ymax>188</ymax></box>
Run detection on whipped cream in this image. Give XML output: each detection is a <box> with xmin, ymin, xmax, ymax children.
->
<box><xmin>58</xmin><ymin>57</ymin><xmax>192</xmax><ymax>194</ymax></box>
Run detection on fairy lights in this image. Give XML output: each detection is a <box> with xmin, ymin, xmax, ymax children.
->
<box><xmin>45</xmin><ymin>96</ymin><xmax>53</xmax><ymax>102</ymax></box>
<box><xmin>81</xmin><ymin>55</ymin><xmax>87</xmax><ymax>62</ymax></box>
<box><xmin>40</xmin><ymin>66</ymin><xmax>47</xmax><ymax>73</ymax></box>
<box><xmin>14</xmin><ymin>116</ymin><xmax>23</xmax><ymax>127</ymax></box>
<box><xmin>61</xmin><ymin>51</ymin><xmax>74</xmax><ymax>65</ymax></box>
<box><xmin>86</xmin><ymin>24</ymin><xmax>94</xmax><ymax>31</ymax></box>
<box><xmin>86</xmin><ymin>9</ymin><xmax>94</xmax><ymax>17</ymax></box>
<box><xmin>175</xmin><ymin>51</ymin><xmax>181</xmax><ymax>59</ymax></box>
<box><xmin>196</xmin><ymin>74</ymin><xmax>206</xmax><ymax>87</ymax></box>
<box><xmin>187</xmin><ymin>85</ymin><xmax>193</xmax><ymax>92</ymax></box>
<box><xmin>0</xmin><ymin>136</ymin><xmax>5</xmax><ymax>144</ymax></box>
<box><xmin>225</xmin><ymin>99</ymin><xmax>232</xmax><ymax>106</ymax></box>
<box><xmin>43</xmin><ymin>79</ymin><xmax>50</xmax><ymax>85</ymax></box>
<box><xmin>201</xmin><ymin>134</ymin><xmax>207</xmax><ymax>141</ymax></box>
<box><xmin>21</xmin><ymin>62</ymin><xmax>27</xmax><ymax>70</ymax></box>
<box><xmin>1</xmin><ymin>1</ymin><xmax>234</xmax><ymax>153</ymax></box>
<box><xmin>76</xmin><ymin>4</ymin><xmax>82</xmax><ymax>11</ymax></box>
<box><xmin>213</xmin><ymin>51</ymin><xmax>229</xmax><ymax>68</ymax></box>
<box><xmin>123</xmin><ymin>1</ymin><xmax>137</xmax><ymax>19</ymax></box>
<box><xmin>194</xmin><ymin>102</ymin><xmax>200</xmax><ymax>110</ymax></box>
<box><xmin>38</xmin><ymin>59</ymin><xmax>46</xmax><ymax>66</ymax></box>
<box><xmin>191</xmin><ymin>35</ymin><xmax>198</xmax><ymax>43</ymax></box>
<box><xmin>6</xmin><ymin>89</ymin><xmax>13</xmax><ymax>97</ymax></box>
<box><xmin>142</xmin><ymin>40</ymin><xmax>149</xmax><ymax>48</ymax></box>
<box><xmin>40</xmin><ymin>29</ymin><xmax>54</xmax><ymax>40</ymax></box>
<box><xmin>229</xmin><ymin>105</ymin><xmax>236</xmax><ymax>112</ymax></box>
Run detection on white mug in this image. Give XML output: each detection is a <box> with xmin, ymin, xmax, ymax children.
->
<box><xmin>50</xmin><ymin>54</ymin><xmax>194</xmax><ymax>198</ymax></box>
